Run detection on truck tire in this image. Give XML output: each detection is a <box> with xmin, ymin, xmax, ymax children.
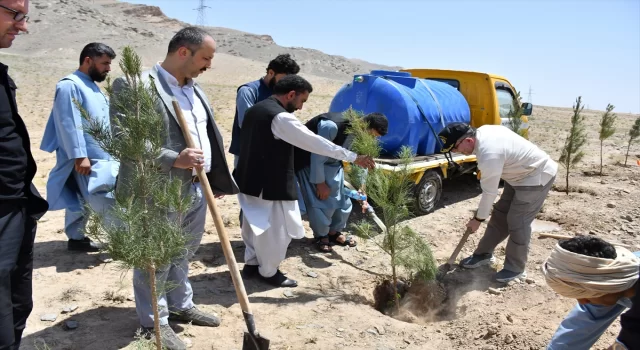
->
<box><xmin>413</xmin><ymin>170</ymin><xmax>443</xmax><ymax>215</ymax></box>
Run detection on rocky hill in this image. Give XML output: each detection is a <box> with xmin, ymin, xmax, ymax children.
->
<box><xmin>11</xmin><ymin>0</ymin><xmax>400</xmax><ymax>79</ymax></box>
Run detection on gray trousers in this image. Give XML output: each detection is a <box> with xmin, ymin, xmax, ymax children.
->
<box><xmin>475</xmin><ymin>176</ymin><xmax>555</xmax><ymax>273</ymax></box>
<box><xmin>133</xmin><ymin>183</ymin><xmax>206</xmax><ymax>328</ymax></box>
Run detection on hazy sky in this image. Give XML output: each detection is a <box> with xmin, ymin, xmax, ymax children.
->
<box><xmin>125</xmin><ymin>0</ymin><xmax>640</xmax><ymax>113</ymax></box>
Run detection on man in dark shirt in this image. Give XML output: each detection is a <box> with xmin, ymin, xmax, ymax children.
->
<box><xmin>542</xmin><ymin>236</ymin><xmax>639</xmax><ymax>350</ymax></box>
<box><xmin>0</xmin><ymin>1</ymin><xmax>49</xmax><ymax>349</ymax></box>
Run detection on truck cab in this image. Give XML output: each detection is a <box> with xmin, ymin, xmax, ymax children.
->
<box><xmin>400</xmin><ymin>69</ymin><xmax>532</xmax><ymax>138</ymax></box>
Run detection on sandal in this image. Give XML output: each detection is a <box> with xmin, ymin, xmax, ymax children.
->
<box><xmin>328</xmin><ymin>232</ymin><xmax>357</xmax><ymax>247</ymax></box>
<box><xmin>314</xmin><ymin>237</ymin><xmax>332</xmax><ymax>252</ymax></box>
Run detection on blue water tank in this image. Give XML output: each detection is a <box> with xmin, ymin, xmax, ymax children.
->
<box><xmin>329</xmin><ymin>70</ymin><xmax>471</xmax><ymax>157</ymax></box>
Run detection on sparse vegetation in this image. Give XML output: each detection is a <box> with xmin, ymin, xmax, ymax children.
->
<box><xmin>625</xmin><ymin>117</ymin><xmax>640</xmax><ymax>166</ymax></box>
<box><xmin>344</xmin><ymin>108</ymin><xmax>437</xmax><ymax>313</ymax></box>
<box><xmin>33</xmin><ymin>338</ymin><xmax>52</xmax><ymax>350</ymax></box>
<box><xmin>103</xmin><ymin>289</ymin><xmax>128</xmax><ymax>303</ymax></box>
<box><xmin>559</xmin><ymin>96</ymin><xmax>588</xmax><ymax>194</ymax></box>
<box><xmin>552</xmin><ymin>183</ymin><xmax>599</xmax><ymax>196</ymax></box>
<box><xmin>76</xmin><ymin>46</ymin><xmax>192</xmax><ymax>350</ymax></box>
<box><xmin>506</xmin><ymin>90</ymin><xmax>527</xmax><ymax>137</ymax></box>
<box><xmin>598</xmin><ymin>104</ymin><xmax>616</xmax><ymax>175</ymax></box>
<box><xmin>129</xmin><ymin>330</ymin><xmax>159</xmax><ymax>350</ymax></box>
<box><xmin>59</xmin><ymin>286</ymin><xmax>83</xmax><ymax>303</ymax></box>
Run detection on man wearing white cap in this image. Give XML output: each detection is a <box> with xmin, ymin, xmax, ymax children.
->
<box><xmin>542</xmin><ymin>236</ymin><xmax>639</xmax><ymax>350</ymax></box>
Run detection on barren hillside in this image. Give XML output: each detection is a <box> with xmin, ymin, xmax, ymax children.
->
<box><xmin>11</xmin><ymin>0</ymin><xmax>400</xmax><ymax>79</ymax></box>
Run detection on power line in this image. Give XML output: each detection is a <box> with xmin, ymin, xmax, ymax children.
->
<box><xmin>527</xmin><ymin>85</ymin><xmax>535</xmax><ymax>105</ymax></box>
<box><xmin>194</xmin><ymin>0</ymin><xmax>210</xmax><ymax>27</ymax></box>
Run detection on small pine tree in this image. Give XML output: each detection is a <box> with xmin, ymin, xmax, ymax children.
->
<box><xmin>559</xmin><ymin>96</ymin><xmax>588</xmax><ymax>195</ymax></box>
<box><xmin>598</xmin><ymin>104</ymin><xmax>616</xmax><ymax>175</ymax></box>
<box><xmin>344</xmin><ymin>108</ymin><xmax>437</xmax><ymax>312</ymax></box>
<box><xmin>76</xmin><ymin>46</ymin><xmax>191</xmax><ymax>350</ymax></box>
<box><xmin>506</xmin><ymin>91</ymin><xmax>527</xmax><ymax>138</ymax></box>
<box><xmin>625</xmin><ymin>117</ymin><xmax>640</xmax><ymax>166</ymax></box>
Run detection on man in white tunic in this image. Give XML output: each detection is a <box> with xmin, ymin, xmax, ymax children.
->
<box><xmin>438</xmin><ymin>122</ymin><xmax>557</xmax><ymax>283</ymax></box>
<box><xmin>233</xmin><ymin>75</ymin><xmax>375</xmax><ymax>287</ymax></box>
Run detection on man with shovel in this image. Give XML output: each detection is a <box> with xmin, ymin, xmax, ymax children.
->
<box><xmin>542</xmin><ymin>236</ymin><xmax>639</xmax><ymax>350</ymax></box>
<box><xmin>438</xmin><ymin>122</ymin><xmax>557</xmax><ymax>282</ymax></box>
<box><xmin>110</xmin><ymin>27</ymin><xmax>238</xmax><ymax>350</ymax></box>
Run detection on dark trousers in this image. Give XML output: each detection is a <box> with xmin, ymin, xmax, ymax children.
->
<box><xmin>0</xmin><ymin>202</ymin><xmax>36</xmax><ymax>350</ymax></box>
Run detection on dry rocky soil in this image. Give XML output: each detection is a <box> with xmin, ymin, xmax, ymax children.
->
<box><xmin>2</xmin><ymin>1</ymin><xmax>639</xmax><ymax>349</ymax></box>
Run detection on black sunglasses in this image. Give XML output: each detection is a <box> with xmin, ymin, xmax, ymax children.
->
<box><xmin>0</xmin><ymin>4</ymin><xmax>29</xmax><ymax>22</ymax></box>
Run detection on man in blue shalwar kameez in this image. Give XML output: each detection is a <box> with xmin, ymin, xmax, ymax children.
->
<box><xmin>40</xmin><ymin>43</ymin><xmax>119</xmax><ymax>252</ymax></box>
<box><xmin>294</xmin><ymin>112</ymin><xmax>388</xmax><ymax>252</ymax></box>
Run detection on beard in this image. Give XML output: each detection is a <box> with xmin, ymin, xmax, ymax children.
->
<box><xmin>88</xmin><ymin>66</ymin><xmax>108</xmax><ymax>82</ymax></box>
<box><xmin>268</xmin><ymin>76</ymin><xmax>277</xmax><ymax>89</ymax></box>
<box><xmin>189</xmin><ymin>66</ymin><xmax>208</xmax><ymax>78</ymax></box>
<box><xmin>285</xmin><ymin>101</ymin><xmax>297</xmax><ymax>113</ymax></box>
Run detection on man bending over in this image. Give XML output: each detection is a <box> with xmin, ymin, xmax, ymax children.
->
<box><xmin>542</xmin><ymin>236</ymin><xmax>639</xmax><ymax>350</ymax></box>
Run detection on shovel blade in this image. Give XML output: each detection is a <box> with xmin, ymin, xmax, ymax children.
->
<box><xmin>437</xmin><ymin>260</ymin><xmax>465</xmax><ymax>280</ymax></box>
<box><xmin>243</xmin><ymin>331</ymin><xmax>270</xmax><ymax>350</ymax></box>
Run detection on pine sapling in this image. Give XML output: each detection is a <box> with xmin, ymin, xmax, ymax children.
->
<box><xmin>559</xmin><ymin>96</ymin><xmax>588</xmax><ymax>194</ymax></box>
<box><xmin>625</xmin><ymin>117</ymin><xmax>640</xmax><ymax>166</ymax></box>
<box><xmin>345</xmin><ymin>109</ymin><xmax>437</xmax><ymax>313</ymax></box>
<box><xmin>76</xmin><ymin>46</ymin><xmax>191</xmax><ymax>350</ymax></box>
<box><xmin>598</xmin><ymin>104</ymin><xmax>616</xmax><ymax>175</ymax></box>
<box><xmin>506</xmin><ymin>90</ymin><xmax>527</xmax><ymax>137</ymax></box>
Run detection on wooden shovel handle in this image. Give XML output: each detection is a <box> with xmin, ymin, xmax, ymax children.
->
<box><xmin>447</xmin><ymin>226</ymin><xmax>473</xmax><ymax>265</ymax></box>
<box><xmin>172</xmin><ymin>100</ymin><xmax>252</xmax><ymax>314</ymax></box>
<box><xmin>538</xmin><ymin>232</ymin><xmax>634</xmax><ymax>249</ymax></box>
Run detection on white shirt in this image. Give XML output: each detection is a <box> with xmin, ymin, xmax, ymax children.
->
<box><xmin>156</xmin><ymin>63</ymin><xmax>212</xmax><ymax>175</ymax></box>
<box><xmin>474</xmin><ymin>125</ymin><xmax>558</xmax><ymax>220</ymax></box>
<box><xmin>238</xmin><ymin>111</ymin><xmax>358</xmax><ymax>238</ymax></box>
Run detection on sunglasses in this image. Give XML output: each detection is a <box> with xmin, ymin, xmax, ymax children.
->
<box><xmin>452</xmin><ymin>138</ymin><xmax>464</xmax><ymax>151</ymax></box>
<box><xmin>0</xmin><ymin>4</ymin><xmax>29</xmax><ymax>23</ymax></box>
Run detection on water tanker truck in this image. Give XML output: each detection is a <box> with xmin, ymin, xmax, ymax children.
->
<box><xmin>329</xmin><ymin>69</ymin><xmax>532</xmax><ymax>215</ymax></box>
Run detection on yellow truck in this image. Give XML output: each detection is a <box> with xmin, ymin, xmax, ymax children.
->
<box><xmin>333</xmin><ymin>69</ymin><xmax>532</xmax><ymax>215</ymax></box>
<box><xmin>401</xmin><ymin>68</ymin><xmax>532</xmax><ymax>138</ymax></box>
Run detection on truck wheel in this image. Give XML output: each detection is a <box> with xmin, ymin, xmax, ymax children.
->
<box><xmin>413</xmin><ymin>170</ymin><xmax>443</xmax><ymax>215</ymax></box>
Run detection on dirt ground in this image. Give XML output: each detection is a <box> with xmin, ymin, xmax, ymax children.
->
<box><xmin>3</xmin><ymin>1</ymin><xmax>640</xmax><ymax>349</ymax></box>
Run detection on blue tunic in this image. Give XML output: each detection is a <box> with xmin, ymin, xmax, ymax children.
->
<box><xmin>296</xmin><ymin>119</ymin><xmax>352</xmax><ymax>237</ymax></box>
<box><xmin>40</xmin><ymin>71</ymin><xmax>119</xmax><ymax>237</ymax></box>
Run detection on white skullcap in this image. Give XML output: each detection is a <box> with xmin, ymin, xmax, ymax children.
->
<box><xmin>542</xmin><ymin>243</ymin><xmax>639</xmax><ymax>299</ymax></box>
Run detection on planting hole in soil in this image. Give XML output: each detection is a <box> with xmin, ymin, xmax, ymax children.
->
<box><xmin>372</xmin><ymin>278</ymin><xmax>455</xmax><ymax>323</ymax></box>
